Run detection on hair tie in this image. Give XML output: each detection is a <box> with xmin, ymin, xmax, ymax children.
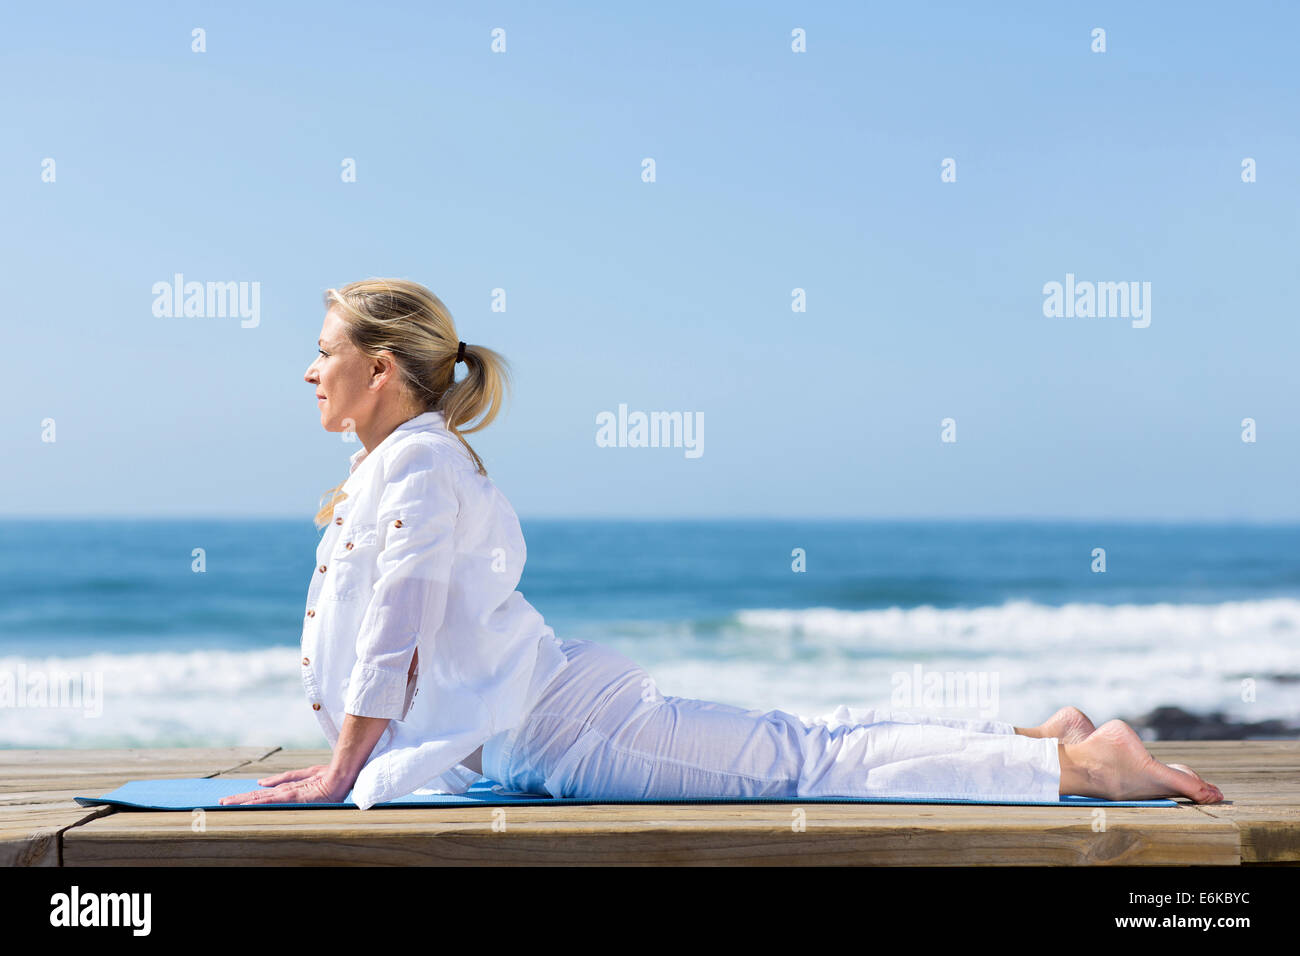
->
<box><xmin>456</xmin><ymin>341</ymin><xmax>466</xmax><ymax>364</ymax></box>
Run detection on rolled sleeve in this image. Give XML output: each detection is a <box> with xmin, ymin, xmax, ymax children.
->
<box><xmin>344</xmin><ymin>445</ymin><xmax>459</xmax><ymax>720</ymax></box>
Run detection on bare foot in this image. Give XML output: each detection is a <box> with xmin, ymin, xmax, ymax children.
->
<box><xmin>1016</xmin><ymin>706</ymin><xmax>1096</xmax><ymax>744</ymax></box>
<box><xmin>1060</xmin><ymin>719</ymin><xmax>1223</xmax><ymax>803</ymax></box>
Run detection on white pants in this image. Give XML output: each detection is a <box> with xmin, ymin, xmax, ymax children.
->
<box><xmin>481</xmin><ymin>638</ymin><xmax>1062</xmax><ymax>803</ymax></box>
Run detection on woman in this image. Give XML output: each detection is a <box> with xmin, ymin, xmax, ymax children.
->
<box><xmin>221</xmin><ymin>278</ymin><xmax>1223</xmax><ymax>809</ymax></box>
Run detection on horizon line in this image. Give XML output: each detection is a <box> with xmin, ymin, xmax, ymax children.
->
<box><xmin>6</xmin><ymin>513</ymin><xmax>1300</xmax><ymax>527</ymax></box>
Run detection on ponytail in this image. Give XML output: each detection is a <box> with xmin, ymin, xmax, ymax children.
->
<box><xmin>437</xmin><ymin>342</ymin><xmax>511</xmax><ymax>475</ymax></box>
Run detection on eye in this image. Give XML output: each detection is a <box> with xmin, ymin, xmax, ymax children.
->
<box><xmin>318</xmin><ymin>348</ymin><xmax>328</xmax><ymax>357</ymax></box>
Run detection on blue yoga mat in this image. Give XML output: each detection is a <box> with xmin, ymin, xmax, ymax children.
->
<box><xmin>74</xmin><ymin>777</ymin><xmax>1180</xmax><ymax>809</ymax></box>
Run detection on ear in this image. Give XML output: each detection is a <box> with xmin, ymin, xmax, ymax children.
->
<box><xmin>369</xmin><ymin>350</ymin><xmax>400</xmax><ymax>389</ymax></box>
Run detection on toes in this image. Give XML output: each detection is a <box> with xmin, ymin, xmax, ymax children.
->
<box><xmin>1163</xmin><ymin>764</ymin><xmax>1221</xmax><ymax>803</ymax></box>
<box><xmin>1167</xmin><ymin>764</ymin><xmax>1223</xmax><ymax>802</ymax></box>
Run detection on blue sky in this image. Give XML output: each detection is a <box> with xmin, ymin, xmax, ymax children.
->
<box><xmin>4</xmin><ymin>1</ymin><xmax>1297</xmax><ymax>520</ymax></box>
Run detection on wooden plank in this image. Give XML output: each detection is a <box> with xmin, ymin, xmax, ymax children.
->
<box><xmin>210</xmin><ymin>749</ymin><xmax>330</xmax><ymax>779</ymax></box>
<box><xmin>0</xmin><ymin>747</ymin><xmax>281</xmax><ymax>867</ymax></box>
<box><xmin>61</xmin><ymin>745</ymin><xmax>1238</xmax><ymax>866</ymax></box>
<box><xmin>1192</xmin><ymin>805</ymin><xmax>1300</xmax><ymax>864</ymax></box>
<box><xmin>0</xmin><ymin>747</ymin><xmax>282</xmax><ymax>796</ymax></box>
<box><xmin>1186</xmin><ymin>774</ymin><xmax>1300</xmax><ymax>863</ymax></box>
<box><xmin>64</xmin><ymin>800</ymin><xmax>1236</xmax><ymax>867</ymax></box>
<box><xmin>1148</xmin><ymin>740</ymin><xmax>1300</xmax><ymax>771</ymax></box>
<box><xmin>22</xmin><ymin>741</ymin><xmax>1300</xmax><ymax>866</ymax></box>
<box><xmin>0</xmin><ymin>803</ymin><xmax>114</xmax><ymax>867</ymax></box>
<box><xmin>1148</xmin><ymin>740</ymin><xmax>1300</xmax><ymax>864</ymax></box>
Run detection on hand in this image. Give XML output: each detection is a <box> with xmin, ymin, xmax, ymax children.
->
<box><xmin>218</xmin><ymin>764</ymin><xmax>355</xmax><ymax>806</ymax></box>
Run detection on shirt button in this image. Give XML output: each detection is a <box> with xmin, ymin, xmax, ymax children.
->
<box><xmin>393</xmin><ymin>519</ymin><xmax>403</xmax><ymax>528</ymax></box>
<box><xmin>312</xmin><ymin>703</ymin><xmax>321</xmax><ymax>711</ymax></box>
<box><xmin>302</xmin><ymin>657</ymin><xmax>310</xmax><ymax>665</ymax></box>
<box><xmin>319</xmin><ymin>565</ymin><xmax>327</xmax><ymax>573</ymax></box>
<box><xmin>335</xmin><ymin>517</ymin><xmax>343</xmax><ymax>525</ymax></box>
<box><xmin>345</xmin><ymin>542</ymin><xmax>354</xmax><ymax>550</ymax></box>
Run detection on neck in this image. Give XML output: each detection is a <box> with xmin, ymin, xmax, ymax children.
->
<box><xmin>356</xmin><ymin>403</ymin><xmax>428</xmax><ymax>454</ymax></box>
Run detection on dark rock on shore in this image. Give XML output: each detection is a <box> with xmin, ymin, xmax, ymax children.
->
<box><xmin>1127</xmin><ymin>705</ymin><xmax>1300</xmax><ymax>741</ymax></box>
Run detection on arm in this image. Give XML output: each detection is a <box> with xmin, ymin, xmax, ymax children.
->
<box><xmin>326</xmin><ymin>647</ymin><xmax>422</xmax><ymax>794</ymax></box>
<box><xmin>220</xmin><ymin>647</ymin><xmax>420</xmax><ymax>806</ymax></box>
<box><xmin>344</xmin><ymin>447</ymin><xmax>457</xmax><ymax>720</ymax></box>
<box><xmin>326</xmin><ymin>714</ymin><xmax>392</xmax><ymax>793</ymax></box>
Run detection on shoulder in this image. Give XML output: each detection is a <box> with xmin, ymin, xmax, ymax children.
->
<box><xmin>371</xmin><ymin>432</ymin><xmax>475</xmax><ymax>510</ymax></box>
<box><xmin>377</xmin><ymin>430</ymin><xmax>475</xmax><ymax>476</ymax></box>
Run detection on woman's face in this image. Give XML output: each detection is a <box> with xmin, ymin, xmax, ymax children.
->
<box><xmin>304</xmin><ymin>308</ymin><xmax>378</xmax><ymax>433</ymax></box>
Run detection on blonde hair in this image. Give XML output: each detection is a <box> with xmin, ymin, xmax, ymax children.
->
<box><xmin>312</xmin><ymin>277</ymin><xmax>510</xmax><ymax>529</ymax></box>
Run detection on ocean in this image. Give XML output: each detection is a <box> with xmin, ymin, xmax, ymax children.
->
<box><xmin>2</xmin><ymin>518</ymin><xmax>1298</xmax><ymax>748</ymax></box>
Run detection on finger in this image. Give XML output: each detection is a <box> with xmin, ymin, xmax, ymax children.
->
<box><xmin>234</xmin><ymin>787</ymin><xmax>302</xmax><ymax>805</ymax></box>
<box><xmin>219</xmin><ymin>789</ymin><xmax>275</xmax><ymax>806</ymax></box>
<box><xmin>256</xmin><ymin>767</ymin><xmax>317</xmax><ymax>787</ymax></box>
<box><xmin>245</xmin><ymin>778</ymin><xmax>337</xmax><ymax>805</ymax></box>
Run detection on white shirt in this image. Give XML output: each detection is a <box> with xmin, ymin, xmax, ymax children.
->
<box><xmin>299</xmin><ymin>410</ymin><xmax>569</xmax><ymax>809</ymax></box>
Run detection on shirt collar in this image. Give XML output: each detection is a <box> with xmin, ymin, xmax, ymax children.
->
<box><xmin>343</xmin><ymin>410</ymin><xmax>447</xmax><ymax>494</ymax></box>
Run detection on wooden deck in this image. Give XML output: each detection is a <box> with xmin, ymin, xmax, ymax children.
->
<box><xmin>3</xmin><ymin>741</ymin><xmax>1297</xmax><ymax>866</ymax></box>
